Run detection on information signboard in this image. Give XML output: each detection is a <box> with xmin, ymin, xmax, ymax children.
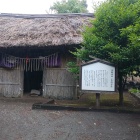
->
<box><xmin>81</xmin><ymin>59</ymin><xmax>116</xmax><ymax>92</ymax></box>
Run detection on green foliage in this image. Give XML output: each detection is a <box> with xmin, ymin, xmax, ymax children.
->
<box><xmin>50</xmin><ymin>0</ymin><xmax>88</xmax><ymax>13</ymax></box>
<box><xmin>129</xmin><ymin>88</ymin><xmax>140</xmax><ymax>94</ymax></box>
<box><xmin>67</xmin><ymin>62</ymin><xmax>79</xmax><ymax>79</ymax></box>
<box><xmin>70</xmin><ymin>0</ymin><xmax>140</xmax><ymax>105</ymax></box>
<box><xmin>75</xmin><ymin>0</ymin><xmax>140</xmax><ymax>76</ymax></box>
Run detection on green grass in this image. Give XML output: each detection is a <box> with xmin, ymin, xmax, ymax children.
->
<box><xmin>129</xmin><ymin>88</ymin><xmax>140</xmax><ymax>94</ymax></box>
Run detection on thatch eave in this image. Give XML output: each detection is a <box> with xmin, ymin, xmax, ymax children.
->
<box><xmin>0</xmin><ymin>13</ymin><xmax>94</xmax><ymax>48</ymax></box>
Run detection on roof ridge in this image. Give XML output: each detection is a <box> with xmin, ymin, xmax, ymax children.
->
<box><xmin>0</xmin><ymin>13</ymin><xmax>94</xmax><ymax>19</ymax></box>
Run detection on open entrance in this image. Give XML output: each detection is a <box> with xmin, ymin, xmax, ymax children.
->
<box><xmin>24</xmin><ymin>70</ymin><xmax>43</xmax><ymax>95</ymax></box>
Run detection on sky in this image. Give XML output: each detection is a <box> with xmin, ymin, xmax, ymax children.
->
<box><xmin>0</xmin><ymin>0</ymin><xmax>106</xmax><ymax>14</ymax></box>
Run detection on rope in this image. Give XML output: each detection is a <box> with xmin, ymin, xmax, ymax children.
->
<box><xmin>0</xmin><ymin>52</ymin><xmax>59</xmax><ymax>71</ymax></box>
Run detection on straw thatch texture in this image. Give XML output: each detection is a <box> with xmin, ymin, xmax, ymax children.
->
<box><xmin>0</xmin><ymin>13</ymin><xmax>94</xmax><ymax>48</ymax></box>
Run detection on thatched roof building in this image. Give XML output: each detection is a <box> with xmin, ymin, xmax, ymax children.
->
<box><xmin>0</xmin><ymin>13</ymin><xmax>94</xmax><ymax>99</ymax></box>
<box><xmin>0</xmin><ymin>13</ymin><xmax>94</xmax><ymax>48</ymax></box>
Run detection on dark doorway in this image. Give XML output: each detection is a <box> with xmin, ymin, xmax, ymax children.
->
<box><xmin>24</xmin><ymin>70</ymin><xmax>43</xmax><ymax>93</ymax></box>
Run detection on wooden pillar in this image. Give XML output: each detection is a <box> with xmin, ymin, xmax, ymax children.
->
<box><xmin>96</xmin><ymin>93</ymin><xmax>100</xmax><ymax>108</ymax></box>
<box><xmin>74</xmin><ymin>80</ymin><xmax>78</xmax><ymax>99</ymax></box>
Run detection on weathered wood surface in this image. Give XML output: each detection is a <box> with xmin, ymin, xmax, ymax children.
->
<box><xmin>0</xmin><ymin>68</ymin><xmax>23</xmax><ymax>97</ymax></box>
<box><xmin>43</xmin><ymin>68</ymin><xmax>76</xmax><ymax>99</ymax></box>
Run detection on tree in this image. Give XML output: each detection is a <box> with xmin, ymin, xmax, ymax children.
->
<box><xmin>71</xmin><ymin>0</ymin><xmax>140</xmax><ymax>105</ymax></box>
<box><xmin>50</xmin><ymin>0</ymin><xmax>88</xmax><ymax>13</ymax></box>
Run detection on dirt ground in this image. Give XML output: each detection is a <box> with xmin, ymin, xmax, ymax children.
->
<box><xmin>0</xmin><ymin>93</ymin><xmax>140</xmax><ymax>140</ymax></box>
<box><xmin>1</xmin><ymin>92</ymin><xmax>140</xmax><ymax>110</ymax></box>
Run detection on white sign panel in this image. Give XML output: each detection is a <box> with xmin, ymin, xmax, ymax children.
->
<box><xmin>81</xmin><ymin>62</ymin><xmax>115</xmax><ymax>91</ymax></box>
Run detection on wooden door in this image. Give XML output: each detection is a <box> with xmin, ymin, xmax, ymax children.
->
<box><xmin>43</xmin><ymin>68</ymin><xmax>76</xmax><ymax>99</ymax></box>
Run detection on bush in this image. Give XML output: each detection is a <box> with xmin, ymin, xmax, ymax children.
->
<box><xmin>129</xmin><ymin>88</ymin><xmax>140</xmax><ymax>94</ymax></box>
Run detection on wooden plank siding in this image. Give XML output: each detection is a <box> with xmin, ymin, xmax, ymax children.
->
<box><xmin>0</xmin><ymin>68</ymin><xmax>23</xmax><ymax>97</ymax></box>
<box><xmin>0</xmin><ymin>52</ymin><xmax>77</xmax><ymax>99</ymax></box>
<box><xmin>43</xmin><ymin>68</ymin><xmax>76</xmax><ymax>99</ymax></box>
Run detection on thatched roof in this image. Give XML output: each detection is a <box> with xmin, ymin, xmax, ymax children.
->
<box><xmin>0</xmin><ymin>13</ymin><xmax>94</xmax><ymax>48</ymax></box>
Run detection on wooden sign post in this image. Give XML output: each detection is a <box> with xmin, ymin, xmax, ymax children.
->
<box><xmin>96</xmin><ymin>93</ymin><xmax>100</xmax><ymax>108</ymax></box>
<box><xmin>80</xmin><ymin>59</ymin><xmax>117</xmax><ymax>108</ymax></box>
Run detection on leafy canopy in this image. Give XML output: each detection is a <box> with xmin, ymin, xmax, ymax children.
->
<box><xmin>50</xmin><ymin>0</ymin><xmax>88</xmax><ymax>13</ymax></box>
<box><xmin>70</xmin><ymin>0</ymin><xmax>140</xmax><ymax>104</ymax></box>
<box><xmin>74</xmin><ymin>0</ymin><xmax>140</xmax><ymax>77</ymax></box>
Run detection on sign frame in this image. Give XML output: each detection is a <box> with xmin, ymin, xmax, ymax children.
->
<box><xmin>80</xmin><ymin>59</ymin><xmax>117</xmax><ymax>93</ymax></box>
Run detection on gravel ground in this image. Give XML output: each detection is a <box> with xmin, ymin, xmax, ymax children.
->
<box><xmin>0</xmin><ymin>100</ymin><xmax>140</xmax><ymax>140</ymax></box>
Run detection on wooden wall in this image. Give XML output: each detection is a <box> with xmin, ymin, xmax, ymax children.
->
<box><xmin>0</xmin><ymin>68</ymin><xmax>23</xmax><ymax>97</ymax></box>
<box><xmin>60</xmin><ymin>52</ymin><xmax>76</xmax><ymax>68</ymax></box>
<box><xmin>43</xmin><ymin>68</ymin><xmax>76</xmax><ymax>99</ymax></box>
<box><xmin>0</xmin><ymin>50</ymin><xmax>77</xmax><ymax>98</ymax></box>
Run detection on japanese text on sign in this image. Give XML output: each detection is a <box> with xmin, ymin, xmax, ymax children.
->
<box><xmin>81</xmin><ymin>62</ymin><xmax>115</xmax><ymax>91</ymax></box>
